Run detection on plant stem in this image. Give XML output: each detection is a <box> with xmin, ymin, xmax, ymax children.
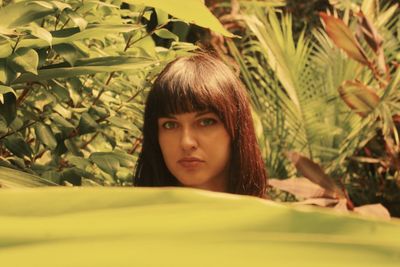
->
<box><xmin>0</xmin><ymin>121</ymin><xmax>37</xmax><ymax>140</ymax></box>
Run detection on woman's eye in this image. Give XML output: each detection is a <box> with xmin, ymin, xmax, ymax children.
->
<box><xmin>199</xmin><ymin>118</ymin><xmax>217</xmax><ymax>127</ymax></box>
<box><xmin>162</xmin><ymin>121</ymin><xmax>178</xmax><ymax>129</ymax></box>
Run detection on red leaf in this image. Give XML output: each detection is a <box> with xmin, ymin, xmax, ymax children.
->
<box><xmin>356</xmin><ymin>11</ymin><xmax>383</xmax><ymax>53</ymax></box>
<box><xmin>320</xmin><ymin>12</ymin><xmax>369</xmax><ymax>65</ymax></box>
<box><xmin>285</xmin><ymin>151</ymin><xmax>345</xmax><ymax>198</ymax></box>
<box><xmin>338</xmin><ymin>80</ymin><xmax>380</xmax><ymax>117</ymax></box>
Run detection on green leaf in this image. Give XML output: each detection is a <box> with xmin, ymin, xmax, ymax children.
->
<box><xmin>18</xmin><ymin>24</ymin><xmax>143</xmax><ymax>50</ymax></box>
<box><xmin>0</xmin><ymin>188</ymin><xmax>400</xmax><ymax>266</ymax></box>
<box><xmin>34</xmin><ymin>123</ymin><xmax>57</xmax><ymax>150</ymax></box>
<box><xmin>65</xmin><ymin>9</ymin><xmax>88</xmax><ymax>31</ymax></box>
<box><xmin>53</xmin><ymin>43</ymin><xmax>81</xmax><ymax>66</ymax></box>
<box><xmin>0</xmin><ymin>1</ymin><xmax>56</xmax><ymax>29</ymax></box>
<box><xmin>0</xmin><ymin>85</ymin><xmax>16</xmax><ymax>104</ymax></box>
<box><xmin>49</xmin><ymin>113</ymin><xmax>75</xmax><ymax>129</ymax></box>
<box><xmin>0</xmin><ymin>59</ymin><xmax>17</xmax><ymax>85</ymax></box>
<box><xmin>106</xmin><ymin>116</ymin><xmax>136</xmax><ymax>131</ymax></box>
<box><xmin>0</xmin><ymin>89</ymin><xmax>16</xmax><ymax>125</ymax></box>
<box><xmin>0</xmin><ymin>166</ymin><xmax>56</xmax><ymax>188</ymax></box>
<box><xmin>26</xmin><ymin>23</ymin><xmax>53</xmax><ymax>47</ymax></box>
<box><xmin>7</xmin><ymin>47</ymin><xmax>39</xmax><ymax>75</ymax></box>
<box><xmin>319</xmin><ymin>12</ymin><xmax>369</xmax><ymax>65</ymax></box>
<box><xmin>154</xmin><ymin>28</ymin><xmax>179</xmax><ymax>41</ymax></box>
<box><xmin>90</xmin><ymin>151</ymin><xmax>135</xmax><ymax>168</ymax></box>
<box><xmin>64</xmin><ymin>139</ymin><xmax>83</xmax><ymax>156</ymax></box>
<box><xmin>125</xmin><ymin>0</ymin><xmax>235</xmax><ymax>37</ymax></box>
<box><xmin>3</xmin><ymin>134</ymin><xmax>33</xmax><ymax>158</ymax></box>
<box><xmin>78</xmin><ymin>113</ymin><xmax>98</xmax><ymax>135</ymax></box>
<box><xmin>13</xmin><ymin>56</ymin><xmax>156</xmax><ymax>83</ymax></box>
<box><xmin>155</xmin><ymin>8</ymin><xmax>169</xmax><ymax>25</ymax></box>
<box><xmin>89</xmin><ymin>152</ymin><xmax>120</xmax><ymax>177</ymax></box>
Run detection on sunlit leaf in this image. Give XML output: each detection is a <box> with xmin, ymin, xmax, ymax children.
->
<box><xmin>0</xmin><ymin>188</ymin><xmax>400</xmax><ymax>266</ymax></box>
<box><xmin>89</xmin><ymin>152</ymin><xmax>120</xmax><ymax>176</ymax></box>
<box><xmin>354</xmin><ymin>204</ymin><xmax>391</xmax><ymax>219</ymax></box>
<box><xmin>125</xmin><ymin>0</ymin><xmax>235</xmax><ymax>37</ymax></box>
<box><xmin>34</xmin><ymin>123</ymin><xmax>57</xmax><ymax>150</ymax></box>
<box><xmin>0</xmin><ymin>166</ymin><xmax>56</xmax><ymax>188</ymax></box>
<box><xmin>154</xmin><ymin>28</ymin><xmax>179</xmax><ymax>41</ymax></box>
<box><xmin>13</xmin><ymin>56</ymin><xmax>156</xmax><ymax>83</ymax></box>
<box><xmin>7</xmin><ymin>47</ymin><xmax>39</xmax><ymax>75</ymax></box>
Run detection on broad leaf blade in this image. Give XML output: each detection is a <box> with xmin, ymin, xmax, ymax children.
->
<box><xmin>338</xmin><ymin>80</ymin><xmax>380</xmax><ymax>117</ymax></box>
<box><xmin>320</xmin><ymin>12</ymin><xmax>369</xmax><ymax>65</ymax></box>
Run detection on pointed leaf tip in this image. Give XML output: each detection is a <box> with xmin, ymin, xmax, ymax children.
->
<box><xmin>319</xmin><ymin>12</ymin><xmax>369</xmax><ymax>65</ymax></box>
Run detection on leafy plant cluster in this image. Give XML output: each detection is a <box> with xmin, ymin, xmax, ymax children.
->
<box><xmin>0</xmin><ymin>0</ymin><xmax>207</xmax><ymax>186</ymax></box>
<box><xmin>228</xmin><ymin>0</ymin><xmax>399</xmax><ymax>216</ymax></box>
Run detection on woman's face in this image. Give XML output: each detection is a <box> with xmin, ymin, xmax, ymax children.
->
<box><xmin>158</xmin><ymin>111</ymin><xmax>231</xmax><ymax>192</ymax></box>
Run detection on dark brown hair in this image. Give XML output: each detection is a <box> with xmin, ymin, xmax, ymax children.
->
<box><xmin>134</xmin><ymin>52</ymin><xmax>267</xmax><ymax>198</ymax></box>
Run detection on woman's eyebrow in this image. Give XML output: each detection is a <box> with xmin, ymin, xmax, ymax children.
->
<box><xmin>195</xmin><ymin>111</ymin><xmax>213</xmax><ymax>118</ymax></box>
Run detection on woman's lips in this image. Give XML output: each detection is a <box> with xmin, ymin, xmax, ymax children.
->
<box><xmin>178</xmin><ymin>157</ymin><xmax>205</xmax><ymax>168</ymax></box>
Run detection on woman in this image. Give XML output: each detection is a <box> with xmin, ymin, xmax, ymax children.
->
<box><xmin>134</xmin><ymin>52</ymin><xmax>268</xmax><ymax>198</ymax></box>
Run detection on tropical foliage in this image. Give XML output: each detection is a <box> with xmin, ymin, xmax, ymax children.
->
<box><xmin>227</xmin><ymin>0</ymin><xmax>399</xmax><ymax>215</ymax></box>
<box><xmin>0</xmin><ymin>0</ymin><xmax>399</xmax><ymax>218</ymax></box>
<box><xmin>0</xmin><ymin>0</ymin><xmax>231</xmax><ymax>187</ymax></box>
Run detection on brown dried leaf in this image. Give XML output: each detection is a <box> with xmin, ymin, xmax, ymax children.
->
<box><xmin>338</xmin><ymin>80</ymin><xmax>380</xmax><ymax>117</ymax></box>
<box><xmin>356</xmin><ymin>11</ymin><xmax>383</xmax><ymax>53</ymax></box>
<box><xmin>285</xmin><ymin>151</ymin><xmax>345</xmax><ymax>198</ymax></box>
<box><xmin>320</xmin><ymin>12</ymin><xmax>369</xmax><ymax>65</ymax></box>
<box><xmin>334</xmin><ymin>198</ymin><xmax>349</xmax><ymax>212</ymax></box>
<box><xmin>354</xmin><ymin>204</ymin><xmax>391</xmax><ymax>219</ymax></box>
<box><xmin>269</xmin><ymin>178</ymin><xmax>336</xmax><ymax>199</ymax></box>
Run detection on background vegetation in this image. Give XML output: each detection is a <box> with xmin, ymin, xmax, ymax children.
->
<box><xmin>0</xmin><ymin>0</ymin><xmax>399</xmax><ymax>217</ymax></box>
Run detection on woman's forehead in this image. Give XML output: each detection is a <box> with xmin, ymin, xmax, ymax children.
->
<box><xmin>158</xmin><ymin>110</ymin><xmax>216</xmax><ymax>119</ymax></box>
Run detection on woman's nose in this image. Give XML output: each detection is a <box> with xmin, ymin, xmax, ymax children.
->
<box><xmin>180</xmin><ymin>127</ymin><xmax>198</xmax><ymax>151</ymax></box>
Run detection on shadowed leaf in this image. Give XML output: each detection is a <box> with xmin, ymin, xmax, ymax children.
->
<box><xmin>294</xmin><ymin>198</ymin><xmax>339</xmax><ymax>207</ymax></box>
<box><xmin>0</xmin><ymin>166</ymin><xmax>57</xmax><ymax>188</ymax></box>
<box><xmin>356</xmin><ymin>11</ymin><xmax>383</xmax><ymax>53</ymax></box>
<box><xmin>285</xmin><ymin>151</ymin><xmax>345</xmax><ymax>198</ymax></box>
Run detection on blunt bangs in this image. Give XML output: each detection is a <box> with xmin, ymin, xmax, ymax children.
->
<box><xmin>147</xmin><ymin>56</ymin><xmax>230</xmax><ymax>119</ymax></box>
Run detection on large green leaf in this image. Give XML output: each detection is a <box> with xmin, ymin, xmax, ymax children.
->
<box><xmin>0</xmin><ymin>166</ymin><xmax>56</xmax><ymax>188</ymax></box>
<box><xmin>12</xmin><ymin>56</ymin><xmax>156</xmax><ymax>83</ymax></box>
<box><xmin>0</xmin><ymin>0</ymin><xmax>58</xmax><ymax>29</ymax></box>
<box><xmin>125</xmin><ymin>0</ymin><xmax>235</xmax><ymax>37</ymax></box>
<box><xmin>18</xmin><ymin>24</ymin><xmax>142</xmax><ymax>51</ymax></box>
<box><xmin>0</xmin><ymin>188</ymin><xmax>399</xmax><ymax>266</ymax></box>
